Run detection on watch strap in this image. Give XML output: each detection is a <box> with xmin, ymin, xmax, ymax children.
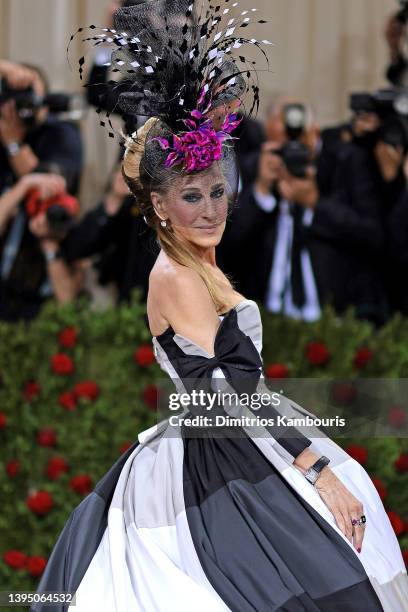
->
<box><xmin>304</xmin><ymin>455</ymin><xmax>330</xmax><ymax>485</ymax></box>
<box><xmin>43</xmin><ymin>248</ymin><xmax>63</xmax><ymax>263</ymax></box>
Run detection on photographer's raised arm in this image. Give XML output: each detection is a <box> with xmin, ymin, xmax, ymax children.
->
<box><xmin>0</xmin><ymin>60</ymin><xmax>42</xmax><ymax>177</ymax></box>
<box><xmin>0</xmin><ymin>100</ymin><xmax>39</xmax><ymax>177</ymax></box>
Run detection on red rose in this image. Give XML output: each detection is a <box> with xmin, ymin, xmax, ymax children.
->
<box><xmin>345</xmin><ymin>445</ymin><xmax>368</xmax><ymax>465</ymax></box>
<box><xmin>37</xmin><ymin>428</ymin><xmax>57</xmax><ymax>447</ymax></box>
<box><xmin>388</xmin><ymin>405</ymin><xmax>407</xmax><ymax>428</ymax></box>
<box><xmin>0</xmin><ymin>412</ymin><xmax>7</xmax><ymax>429</ymax></box>
<box><xmin>50</xmin><ymin>353</ymin><xmax>74</xmax><ymax>375</ymax></box>
<box><xmin>25</xmin><ymin>555</ymin><xmax>47</xmax><ymax>577</ymax></box>
<box><xmin>70</xmin><ymin>474</ymin><xmax>92</xmax><ymax>495</ymax></box>
<box><xmin>23</xmin><ymin>381</ymin><xmax>41</xmax><ymax>402</ymax></box>
<box><xmin>26</xmin><ymin>490</ymin><xmax>53</xmax><ymax>515</ymax></box>
<box><xmin>331</xmin><ymin>382</ymin><xmax>358</xmax><ymax>405</ymax></box>
<box><xmin>58</xmin><ymin>391</ymin><xmax>77</xmax><ymax>411</ymax></box>
<box><xmin>142</xmin><ymin>384</ymin><xmax>158</xmax><ymax>410</ymax></box>
<box><xmin>73</xmin><ymin>381</ymin><xmax>99</xmax><ymax>402</ymax></box>
<box><xmin>353</xmin><ymin>347</ymin><xmax>373</xmax><ymax>370</ymax></box>
<box><xmin>402</xmin><ymin>550</ymin><xmax>408</xmax><ymax>568</ymax></box>
<box><xmin>133</xmin><ymin>344</ymin><xmax>155</xmax><ymax>367</ymax></box>
<box><xmin>58</xmin><ymin>326</ymin><xmax>78</xmax><ymax>349</ymax></box>
<box><xmin>265</xmin><ymin>363</ymin><xmax>289</xmax><ymax>379</ymax></box>
<box><xmin>371</xmin><ymin>477</ymin><xmax>387</xmax><ymax>501</ymax></box>
<box><xmin>3</xmin><ymin>550</ymin><xmax>27</xmax><ymax>570</ymax></box>
<box><xmin>387</xmin><ymin>511</ymin><xmax>405</xmax><ymax>536</ymax></box>
<box><xmin>119</xmin><ymin>440</ymin><xmax>133</xmax><ymax>454</ymax></box>
<box><xmin>305</xmin><ymin>342</ymin><xmax>330</xmax><ymax>366</ymax></box>
<box><xmin>395</xmin><ymin>454</ymin><xmax>408</xmax><ymax>473</ymax></box>
<box><xmin>46</xmin><ymin>456</ymin><xmax>69</xmax><ymax>480</ymax></box>
<box><xmin>6</xmin><ymin>459</ymin><xmax>20</xmax><ymax>477</ymax></box>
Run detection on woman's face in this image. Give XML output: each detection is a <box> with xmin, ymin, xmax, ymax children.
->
<box><xmin>151</xmin><ymin>164</ymin><xmax>229</xmax><ymax>249</ymax></box>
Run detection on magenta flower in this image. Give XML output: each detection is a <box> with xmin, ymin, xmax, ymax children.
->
<box><xmin>152</xmin><ymin>89</ymin><xmax>242</xmax><ymax>173</ymax></box>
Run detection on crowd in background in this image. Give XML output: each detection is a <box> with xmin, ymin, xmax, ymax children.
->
<box><xmin>1</xmin><ymin>0</ymin><xmax>408</xmax><ymax>328</ymax></box>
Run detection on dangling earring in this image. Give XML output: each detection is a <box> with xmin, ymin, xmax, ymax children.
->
<box><xmin>160</xmin><ymin>219</ymin><xmax>167</xmax><ymax>228</ymax></box>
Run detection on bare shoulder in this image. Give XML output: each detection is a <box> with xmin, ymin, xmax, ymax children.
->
<box><xmin>148</xmin><ymin>253</ymin><xmax>221</xmax><ymax>355</ymax></box>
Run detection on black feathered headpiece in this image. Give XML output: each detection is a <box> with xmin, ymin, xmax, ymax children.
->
<box><xmin>68</xmin><ymin>0</ymin><xmax>272</xmax><ymax>149</ymax></box>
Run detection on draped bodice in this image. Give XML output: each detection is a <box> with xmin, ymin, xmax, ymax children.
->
<box><xmin>152</xmin><ymin>299</ymin><xmax>264</xmax><ymax>392</ymax></box>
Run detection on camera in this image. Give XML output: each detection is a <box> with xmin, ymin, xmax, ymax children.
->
<box><xmin>283</xmin><ymin>103</ymin><xmax>308</xmax><ymax>141</ymax></box>
<box><xmin>350</xmin><ymin>88</ymin><xmax>408</xmax><ymax>152</ymax></box>
<box><xmin>274</xmin><ymin>141</ymin><xmax>312</xmax><ymax>179</ymax></box>
<box><xmin>273</xmin><ymin>103</ymin><xmax>312</xmax><ymax>178</ymax></box>
<box><xmin>25</xmin><ymin>190</ymin><xmax>80</xmax><ymax>238</ymax></box>
<box><xmin>0</xmin><ymin>78</ymin><xmax>86</xmax><ymax>124</ymax></box>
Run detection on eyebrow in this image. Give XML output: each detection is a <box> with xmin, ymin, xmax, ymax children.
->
<box><xmin>181</xmin><ymin>182</ymin><xmax>225</xmax><ymax>193</ymax></box>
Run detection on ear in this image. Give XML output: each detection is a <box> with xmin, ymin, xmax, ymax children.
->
<box><xmin>150</xmin><ymin>191</ymin><xmax>168</xmax><ymax>221</ymax></box>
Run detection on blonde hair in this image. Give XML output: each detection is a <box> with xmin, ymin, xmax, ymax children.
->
<box><xmin>122</xmin><ymin>118</ymin><xmax>233</xmax><ymax>313</ymax></box>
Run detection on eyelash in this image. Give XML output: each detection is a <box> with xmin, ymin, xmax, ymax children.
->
<box><xmin>183</xmin><ymin>188</ymin><xmax>225</xmax><ymax>203</ymax></box>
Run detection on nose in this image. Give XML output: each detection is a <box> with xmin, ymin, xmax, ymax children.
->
<box><xmin>201</xmin><ymin>195</ymin><xmax>218</xmax><ymax>223</ymax></box>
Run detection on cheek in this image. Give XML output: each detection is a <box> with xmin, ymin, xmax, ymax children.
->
<box><xmin>168</xmin><ymin>201</ymin><xmax>202</xmax><ymax>227</ymax></box>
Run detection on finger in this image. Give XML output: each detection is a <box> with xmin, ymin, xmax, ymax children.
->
<box><xmin>352</xmin><ymin>523</ymin><xmax>365</xmax><ymax>552</ymax></box>
<box><xmin>339</xmin><ymin>505</ymin><xmax>353</xmax><ymax>542</ymax></box>
<box><xmin>350</xmin><ymin>502</ymin><xmax>365</xmax><ymax>551</ymax></box>
<box><xmin>2</xmin><ymin>100</ymin><xmax>13</xmax><ymax>121</ymax></box>
<box><xmin>332</xmin><ymin>509</ymin><xmax>347</xmax><ymax>538</ymax></box>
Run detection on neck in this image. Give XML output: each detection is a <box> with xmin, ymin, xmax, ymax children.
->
<box><xmin>195</xmin><ymin>245</ymin><xmax>217</xmax><ymax>266</ymax></box>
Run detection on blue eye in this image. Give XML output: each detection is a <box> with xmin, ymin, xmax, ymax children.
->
<box><xmin>211</xmin><ymin>188</ymin><xmax>225</xmax><ymax>199</ymax></box>
<box><xmin>183</xmin><ymin>193</ymin><xmax>201</xmax><ymax>203</ymax></box>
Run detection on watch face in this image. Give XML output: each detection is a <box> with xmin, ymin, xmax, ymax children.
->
<box><xmin>306</xmin><ymin>468</ymin><xmax>318</xmax><ymax>483</ymax></box>
<box><xmin>7</xmin><ymin>142</ymin><xmax>20</xmax><ymax>156</ymax></box>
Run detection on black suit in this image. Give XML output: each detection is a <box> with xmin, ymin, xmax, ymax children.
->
<box><xmin>217</xmin><ymin>186</ymin><xmax>279</xmax><ymax>303</ymax></box>
<box><xmin>217</xmin><ymin>188</ymin><xmax>332</xmax><ymax>310</ymax></box>
<box><xmin>219</xmin><ymin>140</ymin><xmax>390</xmax><ymax>326</ymax></box>
<box><xmin>310</xmin><ymin>141</ymin><xmax>390</xmax><ymax>325</ymax></box>
<box><xmin>386</xmin><ymin>187</ymin><xmax>408</xmax><ymax>315</ymax></box>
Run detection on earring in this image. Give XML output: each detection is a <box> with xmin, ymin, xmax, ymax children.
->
<box><xmin>160</xmin><ymin>219</ymin><xmax>167</xmax><ymax>228</ymax></box>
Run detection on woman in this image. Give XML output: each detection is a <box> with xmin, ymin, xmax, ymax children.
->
<box><xmin>32</xmin><ymin>1</ymin><xmax>408</xmax><ymax>610</ymax></box>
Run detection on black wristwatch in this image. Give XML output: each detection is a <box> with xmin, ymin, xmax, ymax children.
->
<box><xmin>304</xmin><ymin>456</ymin><xmax>330</xmax><ymax>485</ymax></box>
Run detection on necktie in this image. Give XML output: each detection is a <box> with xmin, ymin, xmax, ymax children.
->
<box><xmin>290</xmin><ymin>203</ymin><xmax>306</xmax><ymax>308</ymax></box>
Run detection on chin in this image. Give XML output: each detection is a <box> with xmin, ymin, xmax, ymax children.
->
<box><xmin>192</xmin><ymin>234</ymin><xmax>223</xmax><ymax>249</ymax></box>
<box><xmin>176</xmin><ymin>223</ymin><xmax>225</xmax><ymax>249</ymax></box>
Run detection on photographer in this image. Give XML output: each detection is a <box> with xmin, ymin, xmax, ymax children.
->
<box><xmin>218</xmin><ymin>97</ymin><xmax>328</xmax><ymax>322</ymax></box>
<box><xmin>0</xmin><ymin>60</ymin><xmax>83</xmax><ymax>195</ymax></box>
<box><xmin>59</xmin><ymin>162</ymin><xmax>158</xmax><ymax>303</ymax></box>
<box><xmin>0</xmin><ymin>173</ymin><xmax>84</xmax><ymax>321</ymax></box>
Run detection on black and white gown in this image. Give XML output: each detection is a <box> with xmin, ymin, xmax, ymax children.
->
<box><xmin>33</xmin><ymin>299</ymin><xmax>408</xmax><ymax>611</ymax></box>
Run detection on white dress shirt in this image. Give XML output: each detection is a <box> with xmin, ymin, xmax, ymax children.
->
<box><xmin>253</xmin><ymin>190</ymin><xmax>321</xmax><ymax>322</ymax></box>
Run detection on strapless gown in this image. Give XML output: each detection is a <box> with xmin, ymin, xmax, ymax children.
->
<box><xmin>32</xmin><ymin>299</ymin><xmax>408</xmax><ymax>612</ymax></box>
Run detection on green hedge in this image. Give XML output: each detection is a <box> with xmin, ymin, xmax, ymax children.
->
<box><xmin>0</xmin><ymin>295</ymin><xmax>407</xmax><ymax>600</ymax></box>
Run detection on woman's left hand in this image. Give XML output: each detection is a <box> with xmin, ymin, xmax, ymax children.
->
<box><xmin>314</xmin><ymin>467</ymin><xmax>366</xmax><ymax>554</ymax></box>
